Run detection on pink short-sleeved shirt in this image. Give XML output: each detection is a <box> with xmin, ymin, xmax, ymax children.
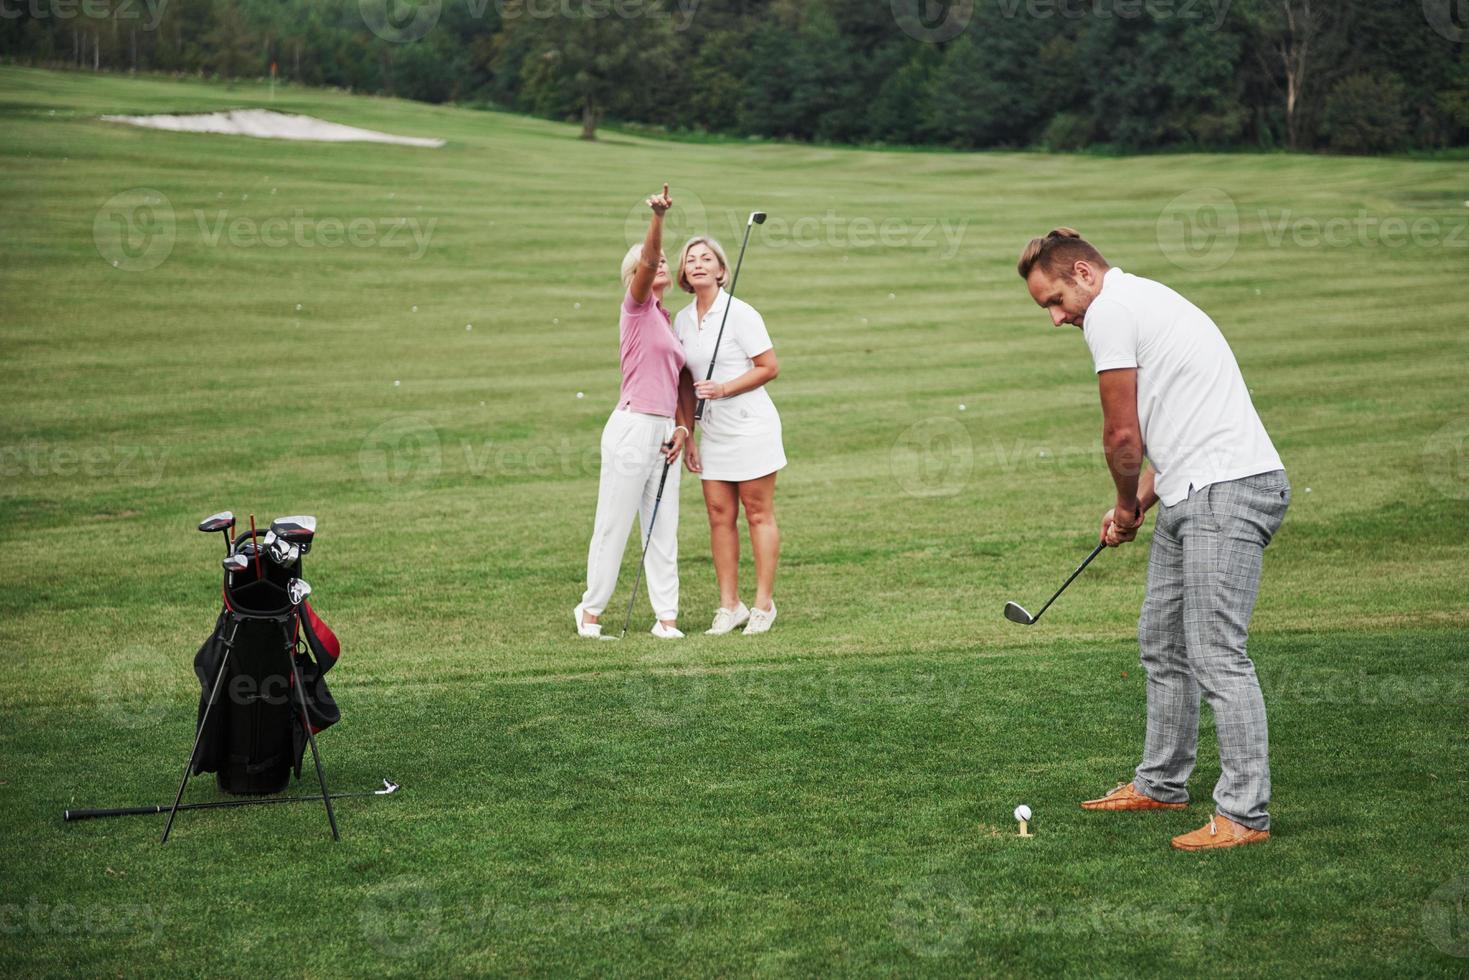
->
<box><xmin>617</xmin><ymin>290</ymin><xmax>685</xmax><ymax>417</ymax></box>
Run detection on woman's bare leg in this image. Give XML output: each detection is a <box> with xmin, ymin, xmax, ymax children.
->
<box><xmin>703</xmin><ymin>479</ymin><xmax>742</xmax><ymax>609</ymax></box>
<box><xmin>738</xmin><ymin>472</ymin><xmax>780</xmax><ymax>611</ymax></box>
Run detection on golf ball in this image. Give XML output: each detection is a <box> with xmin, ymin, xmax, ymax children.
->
<box><xmin>959</xmin><ymin>404</ymin><xmax>966</xmax><ymax>411</ymax></box>
<box><xmin>466</xmin><ymin>324</ymin><xmax>473</xmax><ymax>331</ymax></box>
<box><xmin>1014</xmin><ymin>805</ymin><xmax>1032</xmax><ymax>822</ymax></box>
<box><xmin>411</xmin><ymin>305</ymin><xmax>418</xmax><ymax>312</ymax></box>
<box><xmin>393</xmin><ymin>380</ymin><xmax>400</xmax><ymax>387</ymax></box>
<box><xmin>576</xmin><ymin>392</ymin><xmax>585</xmax><ymax>399</ymax></box>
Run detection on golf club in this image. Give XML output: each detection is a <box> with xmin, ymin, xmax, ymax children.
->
<box><xmin>1004</xmin><ymin>541</ymin><xmax>1107</xmax><ymax>626</ymax></box>
<box><xmin>270</xmin><ymin>515</ymin><xmax>316</xmax><ymax>554</ymax></box>
<box><xmin>198</xmin><ymin>511</ymin><xmax>235</xmax><ymax>555</ymax></box>
<box><xmin>693</xmin><ymin>210</ymin><xmax>767</xmax><ymax>423</ymax></box>
<box><xmin>222</xmin><ymin>553</ymin><xmax>250</xmax><ymax>575</ymax></box>
<box><xmin>263</xmin><ymin>531</ymin><xmax>300</xmax><ymax>567</ymax></box>
<box><xmin>248</xmin><ymin>513</ymin><xmax>263</xmax><ymax>580</ymax></box>
<box><xmin>287</xmin><ymin>577</ymin><xmax>312</xmax><ymax>607</ymax></box>
<box><xmin>66</xmin><ymin>779</ymin><xmax>399</xmax><ymax>822</ymax></box>
<box><xmin>603</xmin><ymin>458</ymin><xmax>674</xmax><ymax>641</ymax></box>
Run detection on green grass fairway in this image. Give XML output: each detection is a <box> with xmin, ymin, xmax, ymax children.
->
<box><xmin>2</xmin><ymin>66</ymin><xmax>1467</xmax><ymax>975</ymax></box>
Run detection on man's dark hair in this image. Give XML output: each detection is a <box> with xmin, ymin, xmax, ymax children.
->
<box><xmin>1017</xmin><ymin>227</ymin><xmax>1109</xmax><ymax>281</ymax></box>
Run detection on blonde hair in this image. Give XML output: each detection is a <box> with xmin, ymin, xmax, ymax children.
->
<box><xmin>677</xmin><ymin>236</ymin><xmax>729</xmax><ymax>294</ymax></box>
<box><xmin>621</xmin><ymin>245</ymin><xmax>666</xmax><ymax>291</ymax></box>
<box><xmin>1017</xmin><ymin>227</ymin><xmax>1109</xmax><ymax>281</ymax></box>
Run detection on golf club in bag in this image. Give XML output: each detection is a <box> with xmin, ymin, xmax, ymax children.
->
<box><xmin>693</xmin><ymin>210</ymin><xmax>767</xmax><ymax>423</ymax></box>
<box><xmin>158</xmin><ymin>513</ymin><xmax>342</xmax><ymax>842</ymax></box>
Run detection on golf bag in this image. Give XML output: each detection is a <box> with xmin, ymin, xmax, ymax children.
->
<box><xmin>190</xmin><ymin>530</ymin><xmax>341</xmax><ymax>796</ymax></box>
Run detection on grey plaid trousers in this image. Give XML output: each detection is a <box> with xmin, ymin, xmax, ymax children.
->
<box><xmin>1132</xmin><ymin>470</ymin><xmax>1290</xmax><ymax>830</ymax></box>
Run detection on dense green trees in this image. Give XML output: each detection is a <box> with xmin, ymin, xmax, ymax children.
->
<box><xmin>3</xmin><ymin>0</ymin><xmax>1464</xmax><ymax>152</ymax></box>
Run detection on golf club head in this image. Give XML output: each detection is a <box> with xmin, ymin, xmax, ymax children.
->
<box><xmin>287</xmin><ymin>577</ymin><xmax>312</xmax><ymax>606</ymax></box>
<box><xmin>377</xmin><ymin>779</ymin><xmax>400</xmax><ymax>795</ymax></box>
<box><xmin>222</xmin><ymin>553</ymin><xmax>250</xmax><ymax>574</ymax></box>
<box><xmin>749</xmin><ymin>211</ymin><xmax>767</xmax><ymax>225</ymax></box>
<box><xmin>270</xmin><ymin>515</ymin><xmax>316</xmax><ymax>553</ymax></box>
<box><xmin>265</xmin><ymin>532</ymin><xmax>299</xmax><ymax>567</ymax></box>
<box><xmin>198</xmin><ymin>511</ymin><xmax>235</xmax><ymax>534</ymax></box>
<box><xmin>1003</xmin><ymin>601</ymin><xmax>1036</xmax><ymax>625</ymax></box>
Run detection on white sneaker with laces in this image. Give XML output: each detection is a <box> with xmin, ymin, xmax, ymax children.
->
<box><xmin>650</xmin><ymin>622</ymin><xmax>685</xmax><ymax>639</ymax></box>
<box><xmin>705</xmin><ymin>602</ymin><xmax>750</xmax><ymax>636</ymax></box>
<box><xmin>743</xmin><ymin>601</ymin><xmax>777</xmax><ymax>635</ymax></box>
<box><xmin>573</xmin><ymin>603</ymin><xmax>601</xmax><ymax>639</ymax></box>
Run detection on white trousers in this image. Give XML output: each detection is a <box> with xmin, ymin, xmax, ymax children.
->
<box><xmin>581</xmin><ymin>410</ymin><xmax>680</xmax><ymax>622</ymax></box>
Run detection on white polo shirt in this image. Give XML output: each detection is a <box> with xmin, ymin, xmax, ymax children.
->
<box><xmin>1083</xmin><ymin>268</ymin><xmax>1283</xmax><ymax>507</ymax></box>
<box><xmin>675</xmin><ymin>289</ymin><xmax>779</xmax><ymax>425</ymax></box>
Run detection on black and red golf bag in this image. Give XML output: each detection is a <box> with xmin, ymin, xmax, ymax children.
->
<box><xmin>189</xmin><ymin>529</ymin><xmax>341</xmax><ymax>796</ymax></box>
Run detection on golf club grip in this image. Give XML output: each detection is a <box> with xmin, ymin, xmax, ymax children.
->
<box><xmin>66</xmin><ymin>805</ymin><xmax>165</xmax><ymax>821</ymax></box>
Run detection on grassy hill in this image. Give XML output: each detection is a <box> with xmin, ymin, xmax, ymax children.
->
<box><xmin>1</xmin><ymin>66</ymin><xmax>1466</xmax><ymax>975</ymax></box>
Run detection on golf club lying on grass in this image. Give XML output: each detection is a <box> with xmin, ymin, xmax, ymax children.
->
<box><xmin>1004</xmin><ymin>541</ymin><xmax>1107</xmax><ymax>626</ymax></box>
<box><xmin>693</xmin><ymin>209</ymin><xmax>767</xmax><ymax>423</ymax></box>
<box><xmin>65</xmin><ymin>779</ymin><xmax>399</xmax><ymax>822</ymax></box>
<box><xmin>603</xmin><ymin>459</ymin><xmax>674</xmax><ymax>641</ymax></box>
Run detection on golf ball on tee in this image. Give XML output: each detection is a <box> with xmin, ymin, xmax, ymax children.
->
<box><xmin>1014</xmin><ymin>805</ymin><xmax>1032</xmax><ymax>823</ymax></box>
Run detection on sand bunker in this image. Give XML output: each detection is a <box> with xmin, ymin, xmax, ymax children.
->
<box><xmin>100</xmin><ymin>109</ymin><xmax>445</xmax><ymax>148</ymax></box>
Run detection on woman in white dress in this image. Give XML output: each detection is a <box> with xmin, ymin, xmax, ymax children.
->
<box><xmin>675</xmin><ymin>236</ymin><xmax>786</xmax><ymax>635</ymax></box>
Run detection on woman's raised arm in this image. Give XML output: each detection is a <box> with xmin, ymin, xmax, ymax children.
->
<box><xmin>628</xmin><ymin>183</ymin><xmax>672</xmax><ymax>305</ymax></box>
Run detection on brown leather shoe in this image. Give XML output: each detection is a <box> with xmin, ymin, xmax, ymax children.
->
<box><xmin>1171</xmin><ymin>814</ymin><xmax>1270</xmax><ymax>851</ymax></box>
<box><xmin>1080</xmin><ymin>781</ymin><xmax>1188</xmax><ymax>811</ymax></box>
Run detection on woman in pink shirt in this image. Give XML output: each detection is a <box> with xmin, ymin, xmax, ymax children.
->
<box><xmin>575</xmin><ymin>185</ymin><xmax>696</xmax><ymax>639</ymax></box>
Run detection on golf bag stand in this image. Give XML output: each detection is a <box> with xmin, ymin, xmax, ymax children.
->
<box><xmin>162</xmin><ymin>528</ymin><xmax>339</xmax><ymax>843</ymax></box>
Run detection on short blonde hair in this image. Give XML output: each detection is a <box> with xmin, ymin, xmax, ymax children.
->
<box><xmin>621</xmin><ymin>245</ymin><xmax>665</xmax><ymax>291</ymax></box>
<box><xmin>677</xmin><ymin>236</ymin><xmax>729</xmax><ymax>293</ymax></box>
<box><xmin>1016</xmin><ymin>227</ymin><xmax>1108</xmax><ymax>281</ymax></box>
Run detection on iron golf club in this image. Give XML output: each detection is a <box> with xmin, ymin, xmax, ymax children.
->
<box><xmin>198</xmin><ymin>511</ymin><xmax>236</xmax><ymax>555</ymax></box>
<box><xmin>287</xmin><ymin>577</ymin><xmax>312</xmax><ymax>607</ymax></box>
<box><xmin>66</xmin><ymin>779</ymin><xmax>399</xmax><ymax>822</ymax></box>
<box><xmin>693</xmin><ymin>210</ymin><xmax>767</xmax><ymax>423</ymax></box>
<box><xmin>1004</xmin><ymin>541</ymin><xmax>1107</xmax><ymax>625</ymax></box>
<box><xmin>602</xmin><ymin>458</ymin><xmax>674</xmax><ymax>641</ymax></box>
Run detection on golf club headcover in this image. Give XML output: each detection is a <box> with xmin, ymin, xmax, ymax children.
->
<box><xmin>299</xmin><ymin>600</ymin><xmax>340</xmax><ymax>673</ymax></box>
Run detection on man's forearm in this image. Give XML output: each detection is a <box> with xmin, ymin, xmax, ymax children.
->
<box><xmin>1104</xmin><ymin>430</ymin><xmax>1144</xmax><ymax>515</ymax></box>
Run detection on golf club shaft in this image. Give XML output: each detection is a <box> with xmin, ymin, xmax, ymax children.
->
<box><xmin>248</xmin><ymin>513</ymin><xmax>263</xmax><ymax>580</ymax></box>
<box><xmin>66</xmin><ymin>785</ymin><xmax>396</xmax><ymax>822</ymax></box>
<box><xmin>619</xmin><ymin>459</ymin><xmax>673</xmax><ymax>637</ymax></box>
<box><xmin>693</xmin><ymin>218</ymin><xmax>758</xmax><ymax>423</ymax></box>
<box><xmin>1032</xmin><ymin>541</ymin><xmax>1107</xmax><ymax>623</ymax></box>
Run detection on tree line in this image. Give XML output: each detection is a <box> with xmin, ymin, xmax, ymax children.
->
<box><xmin>4</xmin><ymin>0</ymin><xmax>1467</xmax><ymax>153</ymax></box>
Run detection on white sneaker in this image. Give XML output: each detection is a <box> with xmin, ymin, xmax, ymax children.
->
<box><xmin>743</xmin><ymin>601</ymin><xmax>777</xmax><ymax>635</ymax></box>
<box><xmin>573</xmin><ymin>603</ymin><xmax>601</xmax><ymax>639</ymax></box>
<box><xmin>705</xmin><ymin>602</ymin><xmax>750</xmax><ymax>636</ymax></box>
<box><xmin>650</xmin><ymin>622</ymin><xmax>685</xmax><ymax>639</ymax></box>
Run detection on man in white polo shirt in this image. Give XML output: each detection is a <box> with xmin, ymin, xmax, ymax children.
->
<box><xmin>1017</xmin><ymin>228</ymin><xmax>1290</xmax><ymax>851</ymax></box>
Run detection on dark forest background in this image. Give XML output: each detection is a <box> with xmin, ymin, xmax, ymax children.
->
<box><xmin>5</xmin><ymin>0</ymin><xmax>1468</xmax><ymax>152</ymax></box>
